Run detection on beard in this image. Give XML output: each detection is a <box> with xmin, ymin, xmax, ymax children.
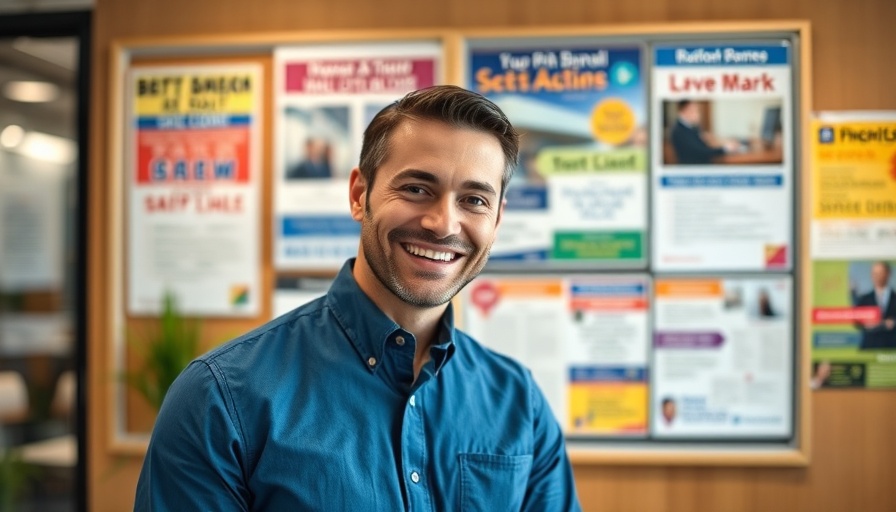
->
<box><xmin>359</xmin><ymin>216</ymin><xmax>489</xmax><ymax>309</ymax></box>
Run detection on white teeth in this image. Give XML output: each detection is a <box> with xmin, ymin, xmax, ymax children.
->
<box><xmin>404</xmin><ymin>244</ymin><xmax>455</xmax><ymax>262</ymax></box>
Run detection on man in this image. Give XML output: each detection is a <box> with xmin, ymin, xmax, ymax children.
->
<box><xmin>286</xmin><ymin>137</ymin><xmax>332</xmax><ymax>179</ymax></box>
<box><xmin>669</xmin><ymin>99</ymin><xmax>737</xmax><ymax>165</ymax></box>
<box><xmin>855</xmin><ymin>261</ymin><xmax>896</xmax><ymax>350</ymax></box>
<box><xmin>661</xmin><ymin>397</ymin><xmax>676</xmax><ymax>425</ymax></box>
<box><xmin>135</xmin><ymin>85</ymin><xmax>581</xmax><ymax>511</ymax></box>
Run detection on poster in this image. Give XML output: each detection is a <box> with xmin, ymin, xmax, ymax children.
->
<box><xmin>272</xmin><ymin>276</ymin><xmax>331</xmax><ymax>318</ymax></box>
<box><xmin>127</xmin><ymin>65</ymin><xmax>262</xmax><ymax>316</ymax></box>
<box><xmin>274</xmin><ymin>42</ymin><xmax>442</xmax><ymax>270</ymax></box>
<box><xmin>651</xmin><ymin>277</ymin><xmax>793</xmax><ymax>438</ymax></box>
<box><xmin>809</xmin><ymin>113</ymin><xmax>896</xmax><ymax>389</ymax></box>
<box><xmin>466</xmin><ymin>42</ymin><xmax>647</xmax><ymax>267</ymax></box>
<box><xmin>460</xmin><ymin>274</ymin><xmax>650</xmax><ymax>437</ymax></box>
<box><xmin>0</xmin><ymin>152</ymin><xmax>66</xmax><ymax>291</ymax></box>
<box><xmin>651</xmin><ymin>43</ymin><xmax>793</xmax><ymax>271</ymax></box>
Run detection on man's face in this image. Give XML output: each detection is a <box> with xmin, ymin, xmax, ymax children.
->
<box><xmin>350</xmin><ymin>118</ymin><xmax>506</xmax><ymax>309</ymax></box>
<box><xmin>872</xmin><ymin>263</ymin><xmax>891</xmax><ymax>289</ymax></box>
<box><xmin>662</xmin><ymin>401</ymin><xmax>676</xmax><ymax>423</ymax></box>
<box><xmin>681</xmin><ymin>103</ymin><xmax>701</xmax><ymax>125</ymax></box>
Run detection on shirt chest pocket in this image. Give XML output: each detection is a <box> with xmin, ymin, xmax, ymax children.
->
<box><xmin>459</xmin><ymin>453</ymin><xmax>533</xmax><ymax>512</ymax></box>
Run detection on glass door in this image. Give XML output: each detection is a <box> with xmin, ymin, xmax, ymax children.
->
<box><xmin>0</xmin><ymin>11</ymin><xmax>89</xmax><ymax>512</ymax></box>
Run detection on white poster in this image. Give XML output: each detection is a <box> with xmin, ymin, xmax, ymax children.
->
<box><xmin>651</xmin><ymin>43</ymin><xmax>794</xmax><ymax>271</ymax></box>
<box><xmin>274</xmin><ymin>42</ymin><xmax>442</xmax><ymax>270</ymax></box>
<box><xmin>461</xmin><ymin>274</ymin><xmax>650</xmax><ymax>436</ymax></box>
<box><xmin>127</xmin><ymin>65</ymin><xmax>262</xmax><ymax>316</ymax></box>
<box><xmin>651</xmin><ymin>276</ymin><xmax>793</xmax><ymax>438</ymax></box>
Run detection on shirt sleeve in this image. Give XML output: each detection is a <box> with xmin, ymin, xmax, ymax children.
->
<box><xmin>521</xmin><ymin>376</ymin><xmax>582</xmax><ymax>512</ymax></box>
<box><xmin>134</xmin><ymin>359</ymin><xmax>251</xmax><ymax>511</ymax></box>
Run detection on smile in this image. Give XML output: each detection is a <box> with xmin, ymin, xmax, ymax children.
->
<box><xmin>402</xmin><ymin>243</ymin><xmax>457</xmax><ymax>262</ymax></box>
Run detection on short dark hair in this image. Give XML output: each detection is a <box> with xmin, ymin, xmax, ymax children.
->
<box><xmin>358</xmin><ymin>85</ymin><xmax>519</xmax><ymax>199</ymax></box>
<box><xmin>677</xmin><ymin>99</ymin><xmax>692</xmax><ymax>112</ymax></box>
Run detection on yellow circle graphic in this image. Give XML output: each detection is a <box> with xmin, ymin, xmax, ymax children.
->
<box><xmin>591</xmin><ymin>98</ymin><xmax>635</xmax><ymax>146</ymax></box>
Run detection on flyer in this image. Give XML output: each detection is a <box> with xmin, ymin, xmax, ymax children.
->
<box><xmin>651</xmin><ymin>43</ymin><xmax>794</xmax><ymax>271</ymax></box>
<box><xmin>809</xmin><ymin>113</ymin><xmax>896</xmax><ymax>389</ymax></box>
<box><xmin>274</xmin><ymin>42</ymin><xmax>441</xmax><ymax>270</ymax></box>
<box><xmin>651</xmin><ymin>277</ymin><xmax>793</xmax><ymax>438</ymax></box>
<box><xmin>460</xmin><ymin>274</ymin><xmax>650</xmax><ymax>437</ymax></box>
<box><xmin>0</xmin><ymin>157</ymin><xmax>65</xmax><ymax>292</ymax></box>
<box><xmin>466</xmin><ymin>42</ymin><xmax>647</xmax><ymax>267</ymax></box>
<box><xmin>127</xmin><ymin>65</ymin><xmax>262</xmax><ymax>316</ymax></box>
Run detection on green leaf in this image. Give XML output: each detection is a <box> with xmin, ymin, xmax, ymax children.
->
<box><xmin>120</xmin><ymin>291</ymin><xmax>203</xmax><ymax>411</ymax></box>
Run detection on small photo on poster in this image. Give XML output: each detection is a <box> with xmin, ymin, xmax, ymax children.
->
<box><xmin>660</xmin><ymin>98</ymin><xmax>784</xmax><ymax>166</ymax></box>
<box><xmin>657</xmin><ymin>396</ymin><xmax>678</xmax><ymax>427</ymax></box>
<box><xmin>282</xmin><ymin>105</ymin><xmax>351</xmax><ymax>180</ymax></box>
<box><xmin>849</xmin><ymin>260</ymin><xmax>896</xmax><ymax>350</ymax></box>
<box><xmin>723</xmin><ymin>280</ymin><xmax>788</xmax><ymax>319</ymax></box>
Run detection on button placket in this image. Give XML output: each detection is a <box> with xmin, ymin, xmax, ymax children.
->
<box><xmin>401</xmin><ymin>383</ymin><xmax>432</xmax><ymax>511</ymax></box>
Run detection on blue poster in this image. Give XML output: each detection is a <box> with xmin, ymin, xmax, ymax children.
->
<box><xmin>467</xmin><ymin>44</ymin><xmax>647</xmax><ymax>266</ymax></box>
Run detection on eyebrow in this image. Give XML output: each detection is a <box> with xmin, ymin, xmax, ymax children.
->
<box><xmin>392</xmin><ymin>169</ymin><xmax>498</xmax><ymax>197</ymax></box>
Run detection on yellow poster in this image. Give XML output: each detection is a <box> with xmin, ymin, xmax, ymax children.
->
<box><xmin>810</xmin><ymin>113</ymin><xmax>896</xmax><ymax>389</ymax></box>
<box><xmin>811</xmin><ymin>118</ymin><xmax>896</xmax><ymax>221</ymax></box>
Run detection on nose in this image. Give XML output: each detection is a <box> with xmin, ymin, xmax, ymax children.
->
<box><xmin>420</xmin><ymin>197</ymin><xmax>461</xmax><ymax>239</ymax></box>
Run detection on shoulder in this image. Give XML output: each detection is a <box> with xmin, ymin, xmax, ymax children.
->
<box><xmin>855</xmin><ymin>290</ymin><xmax>877</xmax><ymax>305</ymax></box>
<box><xmin>454</xmin><ymin>329</ymin><xmax>529</xmax><ymax>371</ymax></box>
<box><xmin>450</xmin><ymin>329</ymin><xmax>538</xmax><ymax>400</ymax></box>
<box><xmin>197</xmin><ymin>296</ymin><xmax>331</xmax><ymax>371</ymax></box>
<box><xmin>670</xmin><ymin>121</ymin><xmax>690</xmax><ymax>138</ymax></box>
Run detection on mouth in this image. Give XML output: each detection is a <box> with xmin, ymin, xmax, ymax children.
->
<box><xmin>402</xmin><ymin>243</ymin><xmax>459</xmax><ymax>263</ymax></box>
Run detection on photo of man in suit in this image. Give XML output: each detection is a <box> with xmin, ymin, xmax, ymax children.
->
<box><xmin>669</xmin><ymin>99</ymin><xmax>739</xmax><ymax>164</ymax></box>
<box><xmin>855</xmin><ymin>261</ymin><xmax>896</xmax><ymax>350</ymax></box>
<box><xmin>286</xmin><ymin>137</ymin><xmax>333</xmax><ymax>179</ymax></box>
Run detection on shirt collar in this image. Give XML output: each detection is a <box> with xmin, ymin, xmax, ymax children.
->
<box><xmin>326</xmin><ymin>258</ymin><xmax>457</xmax><ymax>374</ymax></box>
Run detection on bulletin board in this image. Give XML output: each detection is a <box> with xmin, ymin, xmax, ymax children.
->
<box><xmin>104</xmin><ymin>21</ymin><xmax>812</xmax><ymax>466</ymax></box>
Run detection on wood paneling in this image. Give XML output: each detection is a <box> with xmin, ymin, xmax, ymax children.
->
<box><xmin>89</xmin><ymin>0</ymin><xmax>896</xmax><ymax>510</ymax></box>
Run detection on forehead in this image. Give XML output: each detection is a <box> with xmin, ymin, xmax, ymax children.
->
<box><xmin>380</xmin><ymin>118</ymin><xmax>505</xmax><ymax>184</ymax></box>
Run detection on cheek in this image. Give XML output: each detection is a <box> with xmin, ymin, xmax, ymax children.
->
<box><xmin>470</xmin><ymin>220</ymin><xmax>499</xmax><ymax>249</ymax></box>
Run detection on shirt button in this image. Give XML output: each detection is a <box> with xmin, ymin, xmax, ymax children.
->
<box><xmin>395</xmin><ymin>335</ymin><xmax>405</xmax><ymax>346</ymax></box>
<box><xmin>367</xmin><ymin>357</ymin><xmax>377</xmax><ymax>367</ymax></box>
<box><xmin>410</xmin><ymin>471</ymin><xmax>420</xmax><ymax>483</ymax></box>
<box><xmin>409</xmin><ymin>395</ymin><xmax>416</xmax><ymax>407</ymax></box>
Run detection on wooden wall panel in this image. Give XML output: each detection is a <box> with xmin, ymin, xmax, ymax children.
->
<box><xmin>90</xmin><ymin>0</ymin><xmax>896</xmax><ymax>510</ymax></box>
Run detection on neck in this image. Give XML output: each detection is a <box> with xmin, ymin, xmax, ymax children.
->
<box><xmin>352</xmin><ymin>255</ymin><xmax>446</xmax><ymax>378</ymax></box>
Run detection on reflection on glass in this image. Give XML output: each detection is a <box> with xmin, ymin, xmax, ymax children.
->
<box><xmin>0</xmin><ymin>35</ymin><xmax>78</xmax><ymax>512</ymax></box>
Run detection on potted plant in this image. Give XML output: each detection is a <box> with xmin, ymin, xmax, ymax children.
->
<box><xmin>0</xmin><ymin>449</ymin><xmax>36</xmax><ymax>512</ymax></box>
<box><xmin>122</xmin><ymin>292</ymin><xmax>201</xmax><ymax>411</ymax></box>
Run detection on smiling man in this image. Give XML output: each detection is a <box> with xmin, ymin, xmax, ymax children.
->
<box><xmin>135</xmin><ymin>85</ymin><xmax>581</xmax><ymax>511</ymax></box>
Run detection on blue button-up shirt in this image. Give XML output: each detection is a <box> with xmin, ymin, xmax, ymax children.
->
<box><xmin>135</xmin><ymin>259</ymin><xmax>581</xmax><ymax>511</ymax></box>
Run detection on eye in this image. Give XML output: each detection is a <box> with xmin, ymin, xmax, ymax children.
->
<box><xmin>403</xmin><ymin>185</ymin><xmax>428</xmax><ymax>195</ymax></box>
<box><xmin>462</xmin><ymin>196</ymin><xmax>488</xmax><ymax>208</ymax></box>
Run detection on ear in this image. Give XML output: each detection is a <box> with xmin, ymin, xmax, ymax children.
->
<box><xmin>349</xmin><ymin>167</ymin><xmax>366</xmax><ymax>222</ymax></box>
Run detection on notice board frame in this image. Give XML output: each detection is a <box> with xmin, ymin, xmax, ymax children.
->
<box><xmin>101</xmin><ymin>21</ymin><xmax>812</xmax><ymax>467</ymax></box>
